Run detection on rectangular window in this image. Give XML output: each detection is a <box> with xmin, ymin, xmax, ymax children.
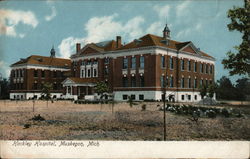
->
<box><xmin>181</xmin><ymin>59</ymin><xmax>185</xmax><ymax>71</ymax></box>
<box><xmin>33</xmin><ymin>83</ymin><xmax>38</xmax><ymax>90</ymax></box>
<box><xmin>53</xmin><ymin>83</ymin><xmax>57</xmax><ymax>90</ymax></box>
<box><xmin>205</xmin><ymin>64</ymin><xmax>208</xmax><ymax>74</ymax></box>
<box><xmin>194</xmin><ymin>79</ymin><xmax>197</xmax><ymax>88</ymax></box>
<box><xmin>20</xmin><ymin>70</ymin><xmax>23</xmax><ymax>77</ymax></box>
<box><xmin>194</xmin><ymin>62</ymin><xmax>197</xmax><ymax>72</ymax></box>
<box><xmin>34</xmin><ymin>70</ymin><xmax>38</xmax><ymax>77</ymax></box>
<box><xmin>131</xmin><ymin>94</ymin><xmax>136</xmax><ymax>100</ymax></box>
<box><xmin>53</xmin><ymin>71</ymin><xmax>57</xmax><ymax>78</ymax></box>
<box><xmin>188</xmin><ymin>78</ymin><xmax>191</xmax><ymax>88</ymax></box>
<box><xmin>123</xmin><ymin>58</ymin><xmax>128</xmax><ymax>69</ymax></box>
<box><xmin>160</xmin><ymin>76</ymin><xmax>165</xmax><ymax>87</ymax></box>
<box><xmin>61</xmin><ymin>71</ymin><xmax>64</xmax><ymax>78</ymax></box>
<box><xmin>81</xmin><ymin>69</ymin><xmax>85</xmax><ymax>78</ymax></box>
<box><xmin>93</xmin><ymin>68</ymin><xmax>97</xmax><ymax>77</ymax></box>
<box><xmin>210</xmin><ymin>65</ymin><xmax>213</xmax><ymax>74</ymax></box>
<box><xmin>139</xmin><ymin>76</ymin><xmax>144</xmax><ymax>87</ymax></box>
<box><xmin>139</xmin><ymin>94</ymin><xmax>144</xmax><ymax>100</ymax></box>
<box><xmin>104</xmin><ymin>58</ymin><xmax>109</xmax><ymax>64</ymax></box>
<box><xmin>123</xmin><ymin>95</ymin><xmax>128</xmax><ymax>100</ymax></box>
<box><xmin>188</xmin><ymin>95</ymin><xmax>191</xmax><ymax>100</ymax></box>
<box><xmin>41</xmin><ymin>70</ymin><xmax>45</xmax><ymax>78</ymax></box>
<box><xmin>194</xmin><ymin>95</ymin><xmax>197</xmax><ymax>100</ymax></box>
<box><xmin>131</xmin><ymin>76</ymin><xmax>136</xmax><ymax>87</ymax></box>
<box><xmin>169</xmin><ymin>57</ymin><xmax>174</xmax><ymax>69</ymax></box>
<box><xmin>140</xmin><ymin>56</ymin><xmax>144</xmax><ymax>68</ymax></box>
<box><xmin>87</xmin><ymin>69</ymin><xmax>91</xmax><ymax>77</ymax></box>
<box><xmin>104</xmin><ymin>68</ymin><xmax>108</xmax><ymax>75</ymax></box>
<box><xmin>170</xmin><ymin>76</ymin><xmax>174</xmax><ymax>87</ymax></box>
<box><xmin>181</xmin><ymin>77</ymin><xmax>185</xmax><ymax>88</ymax></box>
<box><xmin>200</xmin><ymin>63</ymin><xmax>203</xmax><ymax>73</ymax></box>
<box><xmin>165</xmin><ymin>76</ymin><xmax>168</xmax><ymax>87</ymax></box>
<box><xmin>181</xmin><ymin>95</ymin><xmax>185</xmax><ymax>100</ymax></box>
<box><xmin>200</xmin><ymin>79</ymin><xmax>203</xmax><ymax>87</ymax></box>
<box><xmin>188</xmin><ymin>61</ymin><xmax>191</xmax><ymax>71</ymax></box>
<box><xmin>131</xmin><ymin>57</ymin><xmax>136</xmax><ymax>69</ymax></box>
<box><xmin>122</xmin><ymin>77</ymin><xmax>128</xmax><ymax>87</ymax></box>
<box><xmin>206</xmin><ymin>80</ymin><xmax>208</xmax><ymax>86</ymax></box>
<box><xmin>161</xmin><ymin>56</ymin><xmax>165</xmax><ymax>68</ymax></box>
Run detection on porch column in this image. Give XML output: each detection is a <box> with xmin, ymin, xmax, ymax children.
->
<box><xmin>66</xmin><ymin>86</ymin><xmax>68</xmax><ymax>94</ymax></box>
<box><xmin>71</xmin><ymin>86</ymin><xmax>73</xmax><ymax>95</ymax></box>
<box><xmin>78</xmin><ymin>87</ymin><xmax>80</xmax><ymax>96</ymax></box>
<box><xmin>86</xmin><ymin>86</ymin><xmax>88</xmax><ymax>95</ymax></box>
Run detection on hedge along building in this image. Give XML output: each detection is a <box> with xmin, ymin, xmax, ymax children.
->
<box><xmin>63</xmin><ymin>24</ymin><xmax>215</xmax><ymax>102</ymax></box>
<box><xmin>9</xmin><ymin>47</ymin><xmax>71</xmax><ymax>100</ymax></box>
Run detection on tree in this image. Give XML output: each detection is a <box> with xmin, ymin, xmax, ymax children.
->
<box><xmin>95</xmin><ymin>81</ymin><xmax>109</xmax><ymax>110</ymax></box>
<box><xmin>235</xmin><ymin>77</ymin><xmax>250</xmax><ymax>101</ymax></box>
<box><xmin>0</xmin><ymin>78</ymin><xmax>10</xmax><ymax>99</ymax></box>
<box><xmin>199</xmin><ymin>84</ymin><xmax>207</xmax><ymax>99</ymax></box>
<box><xmin>208</xmin><ymin>84</ymin><xmax>216</xmax><ymax>98</ymax></box>
<box><xmin>222</xmin><ymin>0</ymin><xmax>250</xmax><ymax>76</ymax></box>
<box><xmin>216</xmin><ymin>76</ymin><xmax>237</xmax><ymax>100</ymax></box>
<box><xmin>41</xmin><ymin>82</ymin><xmax>52</xmax><ymax>108</ymax></box>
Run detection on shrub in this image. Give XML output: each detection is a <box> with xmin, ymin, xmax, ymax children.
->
<box><xmin>221</xmin><ymin>108</ymin><xmax>231</xmax><ymax>117</ymax></box>
<box><xmin>141</xmin><ymin>104</ymin><xmax>147</xmax><ymax>111</ymax></box>
<box><xmin>206</xmin><ymin>110</ymin><xmax>217</xmax><ymax>118</ymax></box>
<box><xmin>30</xmin><ymin>114</ymin><xmax>45</xmax><ymax>121</ymax></box>
<box><xmin>23</xmin><ymin>123</ymin><xmax>31</xmax><ymax>129</ymax></box>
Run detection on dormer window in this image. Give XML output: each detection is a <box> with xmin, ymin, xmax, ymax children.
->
<box><xmin>134</xmin><ymin>39</ymin><xmax>142</xmax><ymax>45</ymax></box>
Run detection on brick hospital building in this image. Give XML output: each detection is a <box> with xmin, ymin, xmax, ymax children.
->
<box><xmin>10</xmin><ymin>24</ymin><xmax>215</xmax><ymax>102</ymax></box>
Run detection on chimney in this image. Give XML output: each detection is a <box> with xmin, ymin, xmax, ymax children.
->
<box><xmin>76</xmin><ymin>43</ymin><xmax>81</xmax><ymax>53</ymax></box>
<box><xmin>116</xmin><ymin>36</ymin><xmax>121</xmax><ymax>48</ymax></box>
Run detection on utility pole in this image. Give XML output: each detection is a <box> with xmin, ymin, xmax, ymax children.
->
<box><xmin>162</xmin><ymin>77</ymin><xmax>167</xmax><ymax>141</ymax></box>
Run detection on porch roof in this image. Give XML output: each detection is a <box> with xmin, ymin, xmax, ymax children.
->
<box><xmin>62</xmin><ymin>77</ymin><xmax>98</xmax><ymax>87</ymax></box>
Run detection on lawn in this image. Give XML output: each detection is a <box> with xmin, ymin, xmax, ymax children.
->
<box><xmin>0</xmin><ymin>100</ymin><xmax>249</xmax><ymax>140</ymax></box>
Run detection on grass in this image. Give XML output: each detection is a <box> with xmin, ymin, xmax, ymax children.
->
<box><xmin>0</xmin><ymin>100</ymin><xmax>249</xmax><ymax>140</ymax></box>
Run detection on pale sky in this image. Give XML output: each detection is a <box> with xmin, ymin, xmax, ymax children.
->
<box><xmin>0</xmin><ymin>0</ymin><xmax>245</xmax><ymax>82</ymax></box>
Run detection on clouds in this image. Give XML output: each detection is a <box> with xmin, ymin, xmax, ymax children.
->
<box><xmin>45</xmin><ymin>5</ymin><xmax>57</xmax><ymax>21</ymax></box>
<box><xmin>58</xmin><ymin>14</ymin><xmax>145</xmax><ymax>58</ymax></box>
<box><xmin>153</xmin><ymin>4</ymin><xmax>170</xmax><ymax>19</ymax></box>
<box><xmin>0</xmin><ymin>61</ymin><xmax>10</xmax><ymax>78</ymax></box>
<box><xmin>45</xmin><ymin>0</ymin><xmax>57</xmax><ymax>21</ymax></box>
<box><xmin>0</xmin><ymin>9</ymin><xmax>38</xmax><ymax>38</ymax></box>
<box><xmin>58</xmin><ymin>37</ymin><xmax>86</xmax><ymax>59</ymax></box>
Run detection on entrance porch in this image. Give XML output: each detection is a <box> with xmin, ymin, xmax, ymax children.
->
<box><xmin>62</xmin><ymin>77</ymin><xmax>97</xmax><ymax>100</ymax></box>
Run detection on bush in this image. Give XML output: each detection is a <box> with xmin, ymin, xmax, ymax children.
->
<box><xmin>221</xmin><ymin>108</ymin><xmax>231</xmax><ymax>117</ymax></box>
<box><xmin>141</xmin><ymin>104</ymin><xmax>147</xmax><ymax>111</ymax></box>
<box><xmin>206</xmin><ymin>110</ymin><xmax>217</xmax><ymax>118</ymax></box>
<box><xmin>23</xmin><ymin>123</ymin><xmax>31</xmax><ymax>129</ymax></box>
<box><xmin>30</xmin><ymin>114</ymin><xmax>45</xmax><ymax>121</ymax></box>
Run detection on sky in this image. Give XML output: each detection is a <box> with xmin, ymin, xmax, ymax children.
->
<box><xmin>0</xmin><ymin>0</ymin><xmax>245</xmax><ymax>82</ymax></box>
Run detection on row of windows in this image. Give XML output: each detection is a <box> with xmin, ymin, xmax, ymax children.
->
<box><xmin>33</xmin><ymin>70</ymin><xmax>64</xmax><ymax>78</ymax></box>
<box><xmin>181</xmin><ymin>94</ymin><xmax>198</xmax><ymax>101</ymax></box>
<box><xmin>161</xmin><ymin>56</ymin><xmax>213</xmax><ymax>74</ymax></box>
<box><xmin>122</xmin><ymin>94</ymin><xmax>144</xmax><ymax>100</ymax></box>
<box><xmin>122</xmin><ymin>76</ymin><xmax>144</xmax><ymax>87</ymax></box>
<box><xmin>12</xmin><ymin>69</ymin><xmax>24</xmax><ymax>78</ymax></box>
<box><xmin>33</xmin><ymin>83</ymin><xmax>62</xmax><ymax>90</ymax></box>
<box><xmin>123</xmin><ymin>56</ymin><xmax>144</xmax><ymax>69</ymax></box>
<box><xmin>80</xmin><ymin>67</ymin><xmax>98</xmax><ymax>78</ymax></box>
<box><xmin>160</xmin><ymin>76</ymin><xmax>213</xmax><ymax>88</ymax></box>
<box><xmin>12</xmin><ymin>83</ymin><xmax>24</xmax><ymax>90</ymax></box>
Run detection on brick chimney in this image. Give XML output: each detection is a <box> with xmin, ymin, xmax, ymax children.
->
<box><xmin>76</xmin><ymin>43</ymin><xmax>81</xmax><ymax>53</ymax></box>
<box><xmin>116</xmin><ymin>36</ymin><xmax>122</xmax><ymax>48</ymax></box>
